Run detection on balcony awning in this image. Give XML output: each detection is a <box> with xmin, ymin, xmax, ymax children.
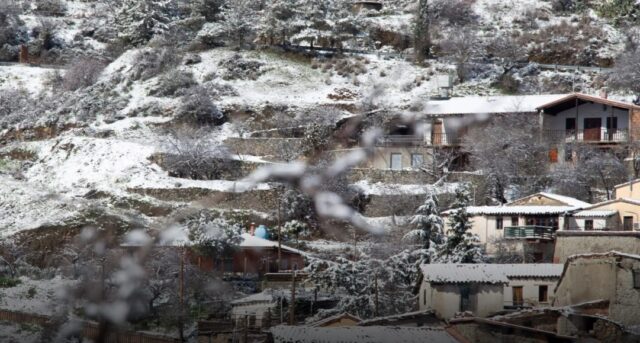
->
<box><xmin>463</xmin><ymin>205</ymin><xmax>578</xmax><ymax>216</ymax></box>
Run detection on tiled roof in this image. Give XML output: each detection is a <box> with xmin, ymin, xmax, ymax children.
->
<box><xmin>420</xmin><ymin>264</ymin><xmax>563</xmax><ymax>284</ymax></box>
<box><xmin>573</xmin><ymin>210</ymin><xmax>617</xmax><ymax>217</ymax></box>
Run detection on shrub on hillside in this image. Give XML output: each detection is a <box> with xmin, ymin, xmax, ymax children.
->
<box><xmin>61</xmin><ymin>57</ymin><xmax>107</xmax><ymax>91</ymax></box>
<box><xmin>130</xmin><ymin>48</ymin><xmax>181</xmax><ymax>81</ymax></box>
<box><xmin>33</xmin><ymin>0</ymin><xmax>67</xmax><ymax>16</ymax></box>
<box><xmin>176</xmin><ymin>86</ymin><xmax>225</xmax><ymax>126</ymax></box>
<box><xmin>149</xmin><ymin>69</ymin><xmax>197</xmax><ymax>97</ymax></box>
<box><xmin>218</xmin><ymin>54</ymin><xmax>265</xmax><ymax>80</ymax></box>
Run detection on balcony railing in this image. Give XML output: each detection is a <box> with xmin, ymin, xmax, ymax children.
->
<box><xmin>374</xmin><ymin>133</ymin><xmax>461</xmax><ymax>147</ymax></box>
<box><xmin>543</xmin><ymin>129</ymin><xmax>630</xmax><ymax>143</ymax></box>
<box><xmin>504</xmin><ymin>226</ymin><xmax>555</xmax><ymax>240</ymax></box>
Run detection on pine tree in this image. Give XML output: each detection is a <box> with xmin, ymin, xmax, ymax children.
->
<box><xmin>403</xmin><ymin>191</ymin><xmax>444</xmax><ymax>250</ymax></box>
<box><xmin>219</xmin><ymin>0</ymin><xmax>258</xmax><ymax>47</ymax></box>
<box><xmin>436</xmin><ymin>184</ymin><xmax>484</xmax><ymax>263</ymax></box>
<box><xmin>256</xmin><ymin>0</ymin><xmax>301</xmax><ymax>45</ymax></box>
<box><xmin>116</xmin><ymin>0</ymin><xmax>178</xmax><ymax>46</ymax></box>
<box><xmin>414</xmin><ymin>0</ymin><xmax>431</xmax><ymax>61</ymax></box>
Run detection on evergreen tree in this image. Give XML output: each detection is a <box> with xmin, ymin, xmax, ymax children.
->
<box><xmin>116</xmin><ymin>0</ymin><xmax>178</xmax><ymax>46</ymax></box>
<box><xmin>186</xmin><ymin>215</ymin><xmax>243</xmax><ymax>258</ymax></box>
<box><xmin>403</xmin><ymin>191</ymin><xmax>444</xmax><ymax>250</ymax></box>
<box><xmin>219</xmin><ymin>0</ymin><xmax>258</xmax><ymax>47</ymax></box>
<box><xmin>436</xmin><ymin>184</ymin><xmax>484</xmax><ymax>263</ymax></box>
<box><xmin>256</xmin><ymin>0</ymin><xmax>302</xmax><ymax>45</ymax></box>
<box><xmin>414</xmin><ymin>0</ymin><xmax>431</xmax><ymax>61</ymax></box>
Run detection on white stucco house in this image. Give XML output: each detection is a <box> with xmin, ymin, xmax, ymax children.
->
<box><xmin>418</xmin><ymin>264</ymin><xmax>563</xmax><ymax>319</ymax></box>
<box><xmin>443</xmin><ymin>192</ymin><xmax>591</xmax><ymax>262</ymax></box>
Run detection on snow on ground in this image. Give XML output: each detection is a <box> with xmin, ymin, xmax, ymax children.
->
<box><xmin>0</xmin><ymin>65</ymin><xmax>58</xmax><ymax>94</ymax></box>
<box><xmin>0</xmin><ymin>321</ymin><xmax>41</xmax><ymax>343</ymax></box>
<box><xmin>353</xmin><ymin>180</ymin><xmax>459</xmax><ymax>196</ymax></box>
<box><xmin>0</xmin><ymin>276</ymin><xmax>75</xmax><ymax>316</ymax></box>
<box><xmin>0</xmin><ymin>175</ymin><xmax>83</xmax><ymax>237</ymax></box>
<box><xmin>189</xmin><ymin>48</ymin><xmax>437</xmax><ymax>110</ymax></box>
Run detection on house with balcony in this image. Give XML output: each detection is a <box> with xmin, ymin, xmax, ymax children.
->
<box><xmin>368</xmin><ymin>94</ymin><xmax>566</xmax><ymax>170</ymax></box>
<box><xmin>443</xmin><ymin>192</ymin><xmax>591</xmax><ymax>262</ymax></box>
<box><xmin>417</xmin><ymin>264</ymin><xmax>563</xmax><ymax>319</ymax></box>
<box><xmin>538</xmin><ymin>93</ymin><xmax>640</xmax><ymax>162</ymax></box>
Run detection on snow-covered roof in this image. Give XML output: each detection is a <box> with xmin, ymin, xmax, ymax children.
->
<box><xmin>537</xmin><ymin>192</ymin><xmax>591</xmax><ymax>208</ymax></box>
<box><xmin>425</xmin><ymin>94</ymin><xmax>567</xmax><ymax>116</ymax></box>
<box><xmin>462</xmin><ymin>205</ymin><xmax>578</xmax><ymax>216</ymax></box>
<box><xmin>573</xmin><ymin>210</ymin><xmax>617</xmax><ymax>218</ymax></box>
<box><xmin>420</xmin><ymin>264</ymin><xmax>563</xmax><ymax>284</ymax></box>
<box><xmin>270</xmin><ymin>326</ymin><xmax>459</xmax><ymax>343</ymax></box>
<box><xmin>309</xmin><ymin>313</ymin><xmax>361</xmax><ymax>327</ymax></box>
<box><xmin>357</xmin><ymin>310</ymin><xmax>439</xmax><ymax>326</ymax></box>
<box><xmin>239</xmin><ymin>233</ymin><xmax>305</xmax><ymax>255</ymax></box>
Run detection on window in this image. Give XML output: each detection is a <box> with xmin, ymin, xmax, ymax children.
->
<box><xmin>538</xmin><ymin>285</ymin><xmax>549</xmax><ymax>302</ymax></box>
<box><xmin>633</xmin><ymin>269</ymin><xmax>640</xmax><ymax>289</ymax></box>
<box><xmin>606</xmin><ymin>117</ymin><xmax>618</xmax><ymax>130</ymax></box>
<box><xmin>585</xmin><ymin>220</ymin><xmax>594</xmax><ymax>231</ymax></box>
<box><xmin>566</xmin><ymin>118</ymin><xmax>576</xmax><ymax>131</ymax></box>
<box><xmin>511</xmin><ymin>217</ymin><xmax>519</xmax><ymax>227</ymax></box>
<box><xmin>390</xmin><ymin>153</ymin><xmax>402</xmax><ymax>170</ymax></box>
<box><xmin>624</xmin><ymin>216</ymin><xmax>634</xmax><ymax>231</ymax></box>
<box><xmin>423</xmin><ymin>289</ymin><xmax>427</xmax><ymax>306</ymax></box>
<box><xmin>496</xmin><ymin>217</ymin><xmax>503</xmax><ymax>230</ymax></box>
<box><xmin>411</xmin><ymin>153</ymin><xmax>424</xmax><ymax>168</ymax></box>
<box><xmin>460</xmin><ymin>285</ymin><xmax>471</xmax><ymax>312</ymax></box>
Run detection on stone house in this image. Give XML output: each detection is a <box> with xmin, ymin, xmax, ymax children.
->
<box><xmin>553</xmin><ymin>251</ymin><xmax>640</xmax><ymax>328</ymax></box>
<box><xmin>554</xmin><ymin>231</ymin><xmax>640</xmax><ymax>263</ymax></box>
<box><xmin>417</xmin><ymin>264</ymin><xmax>563</xmax><ymax>319</ymax></box>
<box><xmin>614</xmin><ymin>178</ymin><xmax>640</xmax><ymax>199</ymax></box>
<box><xmin>442</xmin><ymin>192</ymin><xmax>591</xmax><ymax>261</ymax></box>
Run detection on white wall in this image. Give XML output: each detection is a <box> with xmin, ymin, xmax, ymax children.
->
<box><xmin>503</xmin><ymin>278</ymin><xmax>559</xmax><ymax>308</ymax></box>
<box><xmin>544</xmin><ymin>103</ymin><xmax>629</xmax><ymax>130</ymax></box>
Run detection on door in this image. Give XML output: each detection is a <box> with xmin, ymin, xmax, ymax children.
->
<box><xmin>583</xmin><ymin>118</ymin><xmax>602</xmax><ymax>141</ymax></box>
<box><xmin>390</xmin><ymin>153</ymin><xmax>402</xmax><ymax>170</ymax></box>
<box><xmin>624</xmin><ymin>216</ymin><xmax>634</xmax><ymax>231</ymax></box>
<box><xmin>512</xmin><ymin>286</ymin><xmax>524</xmax><ymax>307</ymax></box>
<box><xmin>432</xmin><ymin>120</ymin><xmax>444</xmax><ymax>145</ymax></box>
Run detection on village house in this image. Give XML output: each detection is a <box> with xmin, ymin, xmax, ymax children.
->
<box><xmin>554</xmin><ymin>231</ymin><xmax>640</xmax><ymax>263</ymax></box>
<box><xmin>417</xmin><ymin>264</ymin><xmax>563</xmax><ymax>319</ymax></box>
<box><xmin>553</xmin><ymin>251</ymin><xmax>640</xmax><ymax>330</ymax></box>
<box><xmin>367</xmin><ymin>94</ymin><xmax>566</xmax><ymax>170</ymax></box>
<box><xmin>569</xmin><ymin>198</ymin><xmax>640</xmax><ymax>231</ymax></box>
<box><xmin>539</xmin><ymin>93</ymin><xmax>640</xmax><ymax>162</ymax></box>
<box><xmin>443</xmin><ymin>192</ymin><xmax>591</xmax><ymax>261</ymax></box>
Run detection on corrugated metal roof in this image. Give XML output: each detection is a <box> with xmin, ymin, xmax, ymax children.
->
<box><xmin>420</xmin><ymin>264</ymin><xmax>563</xmax><ymax>284</ymax></box>
<box><xmin>270</xmin><ymin>326</ymin><xmax>459</xmax><ymax>343</ymax></box>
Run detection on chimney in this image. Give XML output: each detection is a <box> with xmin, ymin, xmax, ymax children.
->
<box><xmin>599</xmin><ymin>88</ymin><xmax>608</xmax><ymax>99</ymax></box>
<box><xmin>249</xmin><ymin>222</ymin><xmax>256</xmax><ymax>235</ymax></box>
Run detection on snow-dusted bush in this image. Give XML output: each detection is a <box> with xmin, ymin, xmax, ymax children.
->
<box><xmin>29</xmin><ymin>19</ymin><xmax>63</xmax><ymax>58</ymax></box>
<box><xmin>163</xmin><ymin>126</ymin><xmax>231</xmax><ymax>179</ymax></box>
<box><xmin>0</xmin><ymin>13</ymin><xmax>25</xmax><ymax>51</ymax></box>
<box><xmin>218</xmin><ymin>54</ymin><xmax>265</xmax><ymax>80</ymax></box>
<box><xmin>191</xmin><ymin>0</ymin><xmax>225</xmax><ymax>22</ymax></box>
<box><xmin>149</xmin><ymin>69</ymin><xmax>196</xmax><ymax>97</ymax></box>
<box><xmin>608</xmin><ymin>47</ymin><xmax>640</xmax><ymax>93</ymax></box>
<box><xmin>176</xmin><ymin>86</ymin><xmax>225</xmax><ymax>126</ymax></box>
<box><xmin>60</xmin><ymin>57</ymin><xmax>107</xmax><ymax>91</ymax></box>
<box><xmin>130</xmin><ymin>47</ymin><xmax>180</xmax><ymax>81</ymax></box>
<box><xmin>218</xmin><ymin>0</ymin><xmax>258</xmax><ymax>47</ymax></box>
<box><xmin>33</xmin><ymin>0</ymin><xmax>67</xmax><ymax>16</ymax></box>
<box><xmin>202</xmin><ymin>81</ymin><xmax>238</xmax><ymax>99</ymax></box>
<box><xmin>186</xmin><ymin>215</ymin><xmax>243</xmax><ymax>257</ymax></box>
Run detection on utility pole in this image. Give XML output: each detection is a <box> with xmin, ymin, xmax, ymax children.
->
<box><xmin>277</xmin><ymin>187</ymin><xmax>282</xmax><ymax>271</ymax></box>
<box><xmin>289</xmin><ymin>271</ymin><xmax>296</xmax><ymax>325</ymax></box>
<box><xmin>243</xmin><ymin>315</ymin><xmax>248</xmax><ymax>343</ymax></box>
<box><xmin>374</xmin><ymin>272</ymin><xmax>379</xmax><ymax>317</ymax></box>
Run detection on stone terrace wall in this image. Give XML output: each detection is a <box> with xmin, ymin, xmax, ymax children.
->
<box><xmin>224</xmin><ymin>138</ymin><xmax>305</xmax><ymax>158</ymax></box>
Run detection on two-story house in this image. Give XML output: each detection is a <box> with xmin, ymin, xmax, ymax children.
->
<box><xmin>568</xmin><ymin>179</ymin><xmax>640</xmax><ymax>231</ymax></box>
<box><xmin>443</xmin><ymin>192</ymin><xmax>591</xmax><ymax>262</ymax></box>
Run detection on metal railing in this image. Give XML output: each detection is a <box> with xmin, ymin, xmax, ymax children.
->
<box><xmin>543</xmin><ymin>129</ymin><xmax>630</xmax><ymax>143</ymax></box>
<box><xmin>374</xmin><ymin>133</ymin><xmax>461</xmax><ymax>146</ymax></box>
<box><xmin>504</xmin><ymin>226</ymin><xmax>555</xmax><ymax>240</ymax></box>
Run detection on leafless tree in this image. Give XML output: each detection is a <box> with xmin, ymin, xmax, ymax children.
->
<box><xmin>163</xmin><ymin>126</ymin><xmax>232</xmax><ymax>180</ymax></box>
<box><xmin>608</xmin><ymin>47</ymin><xmax>640</xmax><ymax>94</ymax></box>
<box><xmin>61</xmin><ymin>57</ymin><xmax>107</xmax><ymax>91</ymax></box>
<box><xmin>439</xmin><ymin>28</ymin><xmax>484</xmax><ymax>82</ymax></box>
<box><xmin>462</xmin><ymin>113</ymin><xmax>551</xmax><ymax>204</ymax></box>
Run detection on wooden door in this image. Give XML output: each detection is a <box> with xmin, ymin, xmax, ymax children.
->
<box><xmin>584</xmin><ymin>118</ymin><xmax>602</xmax><ymax>141</ymax></box>
<box><xmin>624</xmin><ymin>216</ymin><xmax>634</xmax><ymax>231</ymax></box>
<box><xmin>512</xmin><ymin>286</ymin><xmax>524</xmax><ymax>307</ymax></box>
<box><xmin>432</xmin><ymin>120</ymin><xmax>443</xmax><ymax>145</ymax></box>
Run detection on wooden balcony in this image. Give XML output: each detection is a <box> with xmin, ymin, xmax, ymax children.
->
<box><xmin>543</xmin><ymin>129</ymin><xmax>630</xmax><ymax>143</ymax></box>
<box><xmin>504</xmin><ymin>226</ymin><xmax>555</xmax><ymax>240</ymax></box>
